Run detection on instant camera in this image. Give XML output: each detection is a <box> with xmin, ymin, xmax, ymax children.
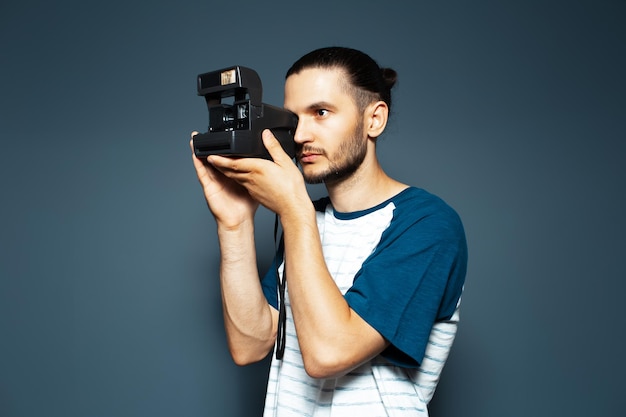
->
<box><xmin>192</xmin><ymin>66</ymin><xmax>298</xmax><ymax>160</ymax></box>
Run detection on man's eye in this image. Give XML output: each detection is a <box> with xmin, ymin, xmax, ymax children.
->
<box><xmin>316</xmin><ymin>109</ymin><xmax>328</xmax><ymax>117</ymax></box>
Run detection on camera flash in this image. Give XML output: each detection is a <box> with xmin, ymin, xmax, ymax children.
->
<box><xmin>221</xmin><ymin>69</ymin><xmax>237</xmax><ymax>86</ymax></box>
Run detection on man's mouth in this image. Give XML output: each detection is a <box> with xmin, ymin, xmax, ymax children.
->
<box><xmin>297</xmin><ymin>147</ymin><xmax>325</xmax><ymax>163</ymax></box>
<box><xmin>299</xmin><ymin>153</ymin><xmax>319</xmax><ymax>163</ymax></box>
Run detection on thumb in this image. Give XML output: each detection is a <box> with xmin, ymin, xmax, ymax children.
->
<box><xmin>262</xmin><ymin>129</ymin><xmax>292</xmax><ymax>165</ymax></box>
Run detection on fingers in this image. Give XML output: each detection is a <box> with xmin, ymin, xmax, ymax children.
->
<box><xmin>189</xmin><ymin>131</ymin><xmax>221</xmax><ymax>187</ymax></box>
<box><xmin>207</xmin><ymin>155</ymin><xmax>251</xmax><ymax>177</ymax></box>
<box><xmin>190</xmin><ymin>131</ymin><xmax>199</xmax><ymax>147</ymax></box>
<box><xmin>197</xmin><ymin>130</ymin><xmax>292</xmax><ymax>184</ymax></box>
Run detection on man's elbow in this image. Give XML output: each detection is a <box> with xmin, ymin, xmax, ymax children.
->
<box><xmin>228</xmin><ymin>337</ymin><xmax>275</xmax><ymax>366</ymax></box>
<box><xmin>301</xmin><ymin>348</ymin><xmax>355</xmax><ymax>379</ymax></box>
<box><xmin>301</xmin><ymin>337</ymin><xmax>389</xmax><ymax>379</ymax></box>
<box><xmin>230</xmin><ymin>347</ymin><xmax>272</xmax><ymax>366</ymax></box>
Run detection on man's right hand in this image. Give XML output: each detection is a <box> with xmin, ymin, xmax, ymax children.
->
<box><xmin>189</xmin><ymin>132</ymin><xmax>259</xmax><ymax>228</ymax></box>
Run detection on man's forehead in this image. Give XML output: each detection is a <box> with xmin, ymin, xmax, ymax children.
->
<box><xmin>284</xmin><ymin>67</ymin><xmax>349</xmax><ymax>105</ymax></box>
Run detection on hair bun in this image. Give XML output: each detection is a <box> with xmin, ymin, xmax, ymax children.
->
<box><xmin>380</xmin><ymin>67</ymin><xmax>398</xmax><ymax>90</ymax></box>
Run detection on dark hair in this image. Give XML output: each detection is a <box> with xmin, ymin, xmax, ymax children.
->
<box><xmin>286</xmin><ymin>46</ymin><xmax>397</xmax><ymax>113</ymax></box>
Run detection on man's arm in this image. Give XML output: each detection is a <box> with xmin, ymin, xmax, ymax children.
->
<box><xmin>280</xmin><ymin>206</ymin><xmax>389</xmax><ymax>378</ymax></box>
<box><xmin>217</xmin><ymin>220</ymin><xmax>278</xmax><ymax>365</ymax></box>
<box><xmin>190</xmin><ymin>135</ymin><xmax>277</xmax><ymax>364</ymax></box>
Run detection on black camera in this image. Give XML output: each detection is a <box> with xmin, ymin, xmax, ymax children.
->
<box><xmin>193</xmin><ymin>66</ymin><xmax>298</xmax><ymax>160</ymax></box>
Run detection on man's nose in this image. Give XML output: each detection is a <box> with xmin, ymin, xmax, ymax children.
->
<box><xmin>293</xmin><ymin>118</ymin><xmax>311</xmax><ymax>144</ymax></box>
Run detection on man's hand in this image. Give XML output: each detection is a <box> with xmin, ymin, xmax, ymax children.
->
<box><xmin>189</xmin><ymin>132</ymin><xmax>259</xmax><ymax>228</ymax></box>
<box><xmin>205</xmin><ymin>129</ymin><xmax>310</xmax><ymax>219</ymax></box>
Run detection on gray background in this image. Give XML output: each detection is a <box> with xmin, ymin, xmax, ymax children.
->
<box><xmin>1</xmin><ymin>0</ymin><xmax>624</xmax><ymax>416</ymax></box>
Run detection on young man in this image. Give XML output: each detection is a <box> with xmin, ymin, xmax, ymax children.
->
<box><xmin>190</xmin><ymin>47</ymin><xmax>467</xmax><ymax>416</ymax></box>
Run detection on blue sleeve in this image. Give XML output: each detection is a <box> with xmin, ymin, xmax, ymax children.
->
<box><xmin>261</xmin><ymin>240</ymin><xmax>284</xmax><ymax>310</ymax></box>
<box><xmin>261</xmin><ymin>259</ymin><xmax>279</xmax><ymax>310</ymax></box>
<box><xmin>345</xmin><ymin>194</ymin><xmax>467</xmax><ymax>368</ymax></box>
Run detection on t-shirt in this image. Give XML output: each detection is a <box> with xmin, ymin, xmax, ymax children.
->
<box><xmin>261</xmin><ymin>187</ymin><xmax>468</xmax><ymax>416</ymax></box>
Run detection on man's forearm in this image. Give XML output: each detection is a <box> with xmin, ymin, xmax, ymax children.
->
<box><xmin>217</xmin><ymin>220</ymin><xmax>277</xmax><ymax>364</ymax></box>
<box><xmin>280</xmin><ymin>207</ymin><xmax>388</xmax><ymax>378</ymax></box>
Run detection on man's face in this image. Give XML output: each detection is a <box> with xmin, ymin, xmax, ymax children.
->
<box><xmin>284</xmin><ymin>67</ymin><xmax>368</xmax><ymax>185</ymax></box>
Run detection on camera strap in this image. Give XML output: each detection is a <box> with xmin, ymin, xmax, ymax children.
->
<box><xmin>274</xmin><ymin>214</ymin><xmax>287</xmax><ymax>360</ymax></box>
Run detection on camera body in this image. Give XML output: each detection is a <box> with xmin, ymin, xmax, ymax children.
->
<box><xmin>193</xmin><ymin>66</ymin><xmax>298</xmax><ymax>160</ymax></box>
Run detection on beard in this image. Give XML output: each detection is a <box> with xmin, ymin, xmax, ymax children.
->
<box><xmin>298</xmin><ymin>121</ymin><xmax>368</xmax><ymax>185</ymax></box>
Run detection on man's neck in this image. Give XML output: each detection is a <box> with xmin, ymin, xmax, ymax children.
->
<box><xmin>325</xmin><ymin>157</ymin><xmax>407</xmax><ymax>213</ymax></box>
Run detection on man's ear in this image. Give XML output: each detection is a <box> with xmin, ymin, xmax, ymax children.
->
<box><xmin>365</xmin><ymin>100</ymin><xmax>389</xmax><ymax>139</ymax></box>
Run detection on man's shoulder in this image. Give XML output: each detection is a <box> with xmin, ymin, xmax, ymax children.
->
<box><xmin>390</xmin><ymin>187</ymin><xmax>465</xmax><ymax>237</ymax></box>
<box><xmin>393</xmin><ymin>186</ymin><xmax>457</xmax><ymax>215</ymax></box>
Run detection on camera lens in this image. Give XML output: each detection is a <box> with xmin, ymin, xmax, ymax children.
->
<box><xmin>209</xmin><ymin>104</ymin><xmax>235</xmax><ymax>131</ymax></box>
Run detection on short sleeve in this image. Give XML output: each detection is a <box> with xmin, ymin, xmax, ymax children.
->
<box><xmin>345</xmin><ymin>195</ymin><xmax>467</xmax><ymax>367</ymax></box>
<box><xmin>261</xmin><ymin>242</ymin><xmax>284</xmax><ymax>310</ymax></box>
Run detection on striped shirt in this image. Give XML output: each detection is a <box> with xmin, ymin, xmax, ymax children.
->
<box><xmin>261</xmin><ymin>187</ymin><xmax>467</xmax><ymax>416</ymax></box>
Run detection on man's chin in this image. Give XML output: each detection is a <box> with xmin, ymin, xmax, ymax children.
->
<box><xmin>301</xmin><ymin>166</ymin><xmax>329</xmax><ymax>185</ymax></box>
<box><xmin>302</xmin><ymin>173</ymin><xmax>326</xmax><ymax>185</ymax></box>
